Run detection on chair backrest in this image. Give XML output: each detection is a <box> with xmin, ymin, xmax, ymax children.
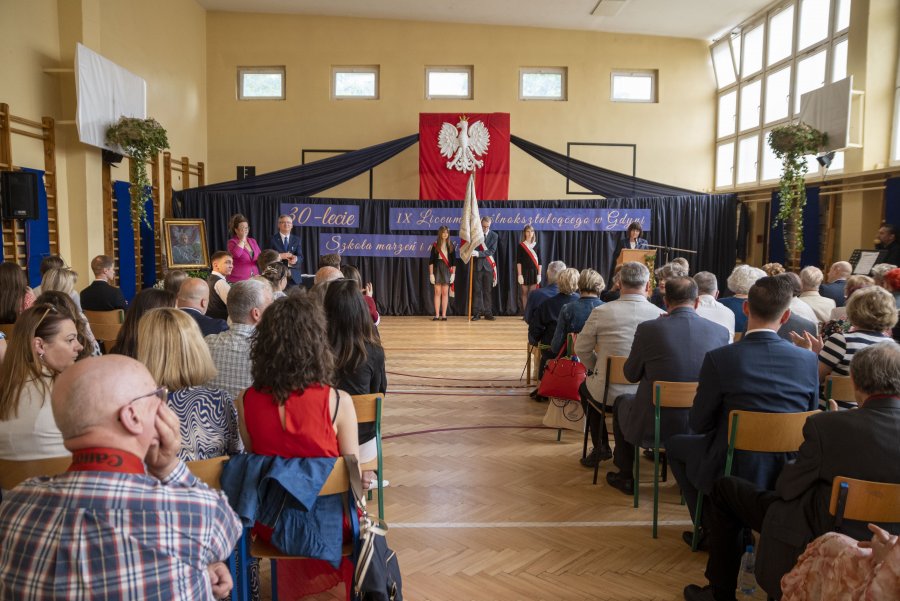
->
<box><xmin>727</xmin><ymin>410</ymin><xmax>818</xmax><ymax>453</ymax></box>
<box><xmin>825</xmin><ymin>375</ymin><xmax>856</xmax><ymax>403</ymax></box>
<box><xmin>83</xmin><ymin>309</ymin><xmax>125</xmax><ymax>325</ymax></box>
<box><xmin>733</xmin><ymin>332</ymin><xmax>743</xmax><ymax>342</ymax></box>
<box><xmin>0</xmin><ymin>455</ymin><xmax>72</xmax><ymax>490</ymax></box>
<box><xmin>829</xmin><ymin>476</ymin><xmax>900</xmax><ymax>523</ymax></box>
<box><xmin>89</xmin><ymin>323</ymin><xmax>122</xmax><ymax>347</ymax></box>
<box><xmin>351</xmin><ymin>393</ymin><xmax>383</xmax><ymax>426</ymax></box>
<box><xmin>653</xmin><ymin>381</ymin><xmax>698</xmax><ymax>408</ymax></box>
<box><xmin>187</xmin><ymin>456</ymin><xmax>229</xmax><ymax>489</ymax></box>
<box><xmin>0</xmin><ymin>323</ymin><xmax>14</xmax><ymax>338</ymax></box>
<box><xmin>602</xmin><ymin>355</ymin><xmax>630</xmax><ymax>405</ymax></box>
<box><xmin>321</xmin><ymin>456</ymin><xmax>351</xmax><ymax>495</ymax></box>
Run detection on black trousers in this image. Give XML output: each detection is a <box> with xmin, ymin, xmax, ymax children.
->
<box><xmin>472</xmin><ymin>268</ymin><xmax>494</xmax><ymax>316</ymax></box>
<box><xmin>611</xmin><ymin>400</ymin><xmax>635</xmax><ymax>479</ymax></box>
<box><xmin>705</xmin><ymin>476</ymin><xmax>778</xmax><ymax>601</ymax></box>
<box><xmin>579</xmin><ymin>382</ymin><xmax>610</xmax><ymax>452</ymax></box>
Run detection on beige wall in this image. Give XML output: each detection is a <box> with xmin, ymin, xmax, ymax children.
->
<box><xmin>205</xmin><ymin>13</ymin><xmax>716</xmax><ymax>198</ymax></box>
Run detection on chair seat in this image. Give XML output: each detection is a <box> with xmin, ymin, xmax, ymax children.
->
<box><xmin>250</xmin><ymin>537</ymin><xmax>354</xmax><ymax>559</ymax></box>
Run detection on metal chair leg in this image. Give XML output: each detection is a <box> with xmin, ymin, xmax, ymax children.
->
<box><xmin>691</xmin><ymin>495</ymin><xmax>704</xmax><ymax>551</ymax></box>
<box><xmin>582</xmin><ymin>407</ymin><xmax>591</xmax><ymax>460</ymax></box>
<box><xmin>633</xmin><ymin>447</ymin><xmax>640</xmax><ymax>508</ymax></box>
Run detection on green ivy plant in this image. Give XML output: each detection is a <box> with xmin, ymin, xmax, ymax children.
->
<box><xmin>105</xmin><ymin>117</ymin><xmax>169</xmax><ymax>228</ymax></box>
<box><xmin>767</xmin><ymin>123</ymin><xmax>827</xmax><ymax>268</ymax></box>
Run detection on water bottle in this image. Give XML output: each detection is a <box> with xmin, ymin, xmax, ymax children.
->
<box><xmin>737</xmin><ymin>544</ymin><xmax>757</xmax><ymax>596</ymax></box>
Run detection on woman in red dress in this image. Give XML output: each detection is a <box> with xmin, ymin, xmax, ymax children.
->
<box><xmin>237</xmin><ymin>294</ymin><xmax>359</xmax><ymax>600</ymax></box>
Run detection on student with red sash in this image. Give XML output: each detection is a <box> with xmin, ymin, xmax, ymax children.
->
<box><xmin>429</xmin><ymin>225</ymin><xmax>457</xmax><ymax>321</ymax></box>
<box><xmin>471</xmin><ymin>217</ymin><xmax>499</xmax><ymax>321</ymax></box>
<box><xmin>516</xmin><ymin>224</ymin><xmax>542</xmax><ymax>315</ymax></box>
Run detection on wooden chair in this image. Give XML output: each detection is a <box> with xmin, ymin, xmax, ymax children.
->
<box><xmin>829</xmin><ymin>476</ymin><xmax>900</xmax><ymax>531</ymax></box>
<box><xmin>690</xmin><ymin>409</ymin><xmax>818</xmax><ymax>550</ymax></box>
<box><xmin>733</xmin><ymin>332</ymin><xmax>743</xmax><ymax>342</ymax></box>
<box><xmin>186</xmin><ymin>456</ymin><xmax>240</xmax><ymax>594</ymax></box>
<box><xmin>247</xmin><ymin>457</ymin><xmax>356</xmax><ymax>601</ymax></box>
<box><xmin>0</xmin><ymin>455</ymin><xmax>72</xmax><ymax>490</ymax></box>
<box><xmin>586</xmin><ymin>355</ymin><xmax>628</xmax><ymax>485</ymax></box>
<box><xmin>526</xmin><ymin>343</ymin><xmax>541</xmax><ymax>386</ymax></box>
<box><xmin>84</xmin><ymin>309</ymin><xmax>124</xmax><ymax>353</ymax></box>
<box><xmin>352</xmin><ymin>393</ymin><xmax>385</xmax><ymax>520</ymax></box>
<box><xmin>824</xmin><ymin>375</ymin><xmax>857</xmax><ymax>409</ymax></box>
<box><xmin>636</xmin><ymin>381</ymin><xmax>697</xmax><ymax>538</ymax></box>
<box><xmin>0</xmin><ymin>323</ymin><xmax>14</xmax><ymax>338</ymax></box>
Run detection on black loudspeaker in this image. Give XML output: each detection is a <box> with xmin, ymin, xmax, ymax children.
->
<box><xmin>236</xmin><ymin>165</ymin><xmax>256</xmax><ymax>180</ymax></box>
<box><xmin>1</xmin><ymin>171</ymin><xmax>39</xmax><ymax>220</ymax></box>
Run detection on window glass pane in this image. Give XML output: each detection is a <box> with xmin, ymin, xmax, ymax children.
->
<box><xmin>742</xmin><ymin>24</ymin><xmax>764</xmax><ymax>77</ymax></box>
<box><xmin>712</xmin><ymin>42</ymin><xmax>736</xmax><ymax>88</ymax></box>
<box><xmin>240</xmin><ymin>71</ymin><xmax>284</xmax><ymax>99</ymax></box>
<box><xmin>765</xmin><ymin>66</ymin><xmax>792</xmax><ymax>123</ymax></box>
<box><xmin>768</xmin><ymin>6</ymin><xmax>795</xmax><ymax>66</ymax></box>
<box><xmin>762</xmin><ymin>132</ymin><xmax>782</xmax><ymax>181</ymax></box>
<box><xmin>716</xmin><ymin>142</ymin><xmax>735</xmax><ymax>188</ymax></box>
<box><xmin>521</xmin><ymin>70</ymin><xmax>565</xmax><ymax>99</ymax></box>
<box><xmin>835</xmin><ymin>0</ymin><xmax>851</xmax><ymax>31</ymax></box>
<box><xmin>718</xmin><ymin>91</ymin><xmax>737</xmax><ymax>138</ymax></box>
<box><xmin>798</xmin><ymin>0</ymin><xmax>830</xmax><ymax>50</ymax></box>
<box><xmin>827</xmin><ymin>150</ymin><xmax>844</xmax><ymax>171</ymax></box>
<box><xmin>737</xmin><ymin>135</ymin><xmax>760</xmax><ymax>184</ymax></box>
<box><xmin>334</xmin><ymin>71</ymin><xmax>377</xmax><ymax>98</ymax></box>
<box><xmin>832</xmin><ymin>38</ymin><xmax>848</xmax><ymax>82</ymax></box>
<box><xmin>795</xmin><ymin>49</ymin><xmax>827</xmax><ymax>113</ymax></box>
<box><xmin>428</xmin><ymin>71</ymin><xmax>469</xmax><ymax>96</ymax></box>
<box><xmin>730</xmin><ymin>33</ymin><xmax>743</xmax><ymax>75</ymax></box>
<box><xmin>739</xmin><ymin>79</ymin><xmax>762</xmax><ymax>131</ymax></box>
<box><xmin>611</xmin><ymin>73</ymin><xmax>655</xmax><ymax>101</ymax></box>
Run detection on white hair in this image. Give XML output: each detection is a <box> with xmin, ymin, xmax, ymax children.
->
<box><xmin>726</xmin><ymin>264</ymin><xmax>766</xmax><ymax>295</ymax></box>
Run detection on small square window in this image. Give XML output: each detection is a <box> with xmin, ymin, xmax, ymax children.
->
<box><xmin>519</xmin><ymin>68</ymin><xmax>567</xmax><ymax>100</ymax></box>
<box><xmin>238</xmin><ymin>67</ymin><xmax>285</xmax><ymax>100</ymax></box>
<box><xmin>426</xmin><ymin>66</ymin><xmax>473</xmax><ymax>99</ymax></box>
<box><xmin>333</xmin><ymin>66</ymin><xmax>379</xmax><ymax>99</ymax></box>
<box><xmin>610</xmin><ymin>70</ymin><xmax>657</xmax><ymax>103</ymax></box>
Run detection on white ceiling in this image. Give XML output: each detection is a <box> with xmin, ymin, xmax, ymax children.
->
<box><xmin>196</xmin><ymin>0</ymin><xmax>774</xmax><ymax>41</ymax></box>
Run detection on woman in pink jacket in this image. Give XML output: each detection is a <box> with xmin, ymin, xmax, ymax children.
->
<box><xmin>226</xmin><ymin>213</ymin><xmax>262</xmax><ymax>283</ymax></box>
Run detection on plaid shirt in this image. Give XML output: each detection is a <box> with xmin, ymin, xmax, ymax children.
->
<box><xmin>0</xmin><ymin>461</ymin><xmax>241</xmax><ymax>601</ymax></box>
<box><xmin>206</xmin><ymin>323</ymin><xmax>255</xmax><ymax>401</ymax></box>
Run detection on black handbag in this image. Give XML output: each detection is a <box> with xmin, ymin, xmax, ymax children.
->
<box><xmin>347</xmin><ymin>457</ymin><xmax>403</xmax><ymax>601</ymax></box>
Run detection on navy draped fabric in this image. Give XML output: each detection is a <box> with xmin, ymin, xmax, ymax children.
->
<box><xmin>114</xmin><ymin>181</ymin><xmax>137</xmax><ymax>302</ymax></box>
<box><xmin>769</xmin><ymin>187</ymin><xmax>820</xmax><ymax>267</ymax></box>
<box><xmin>22</xmin><ymin>168</ymin><xmax>49</xmax><ymax>287</ymax></box>
<box><xmin>177</xmin><ymin>195</ymin><xmax>737</xmax><ymax>316</ymax></box>
<box><xmin>885</xmin><ymin>177</ymin><xmax>900</xmax><ymax>228</ymax></box>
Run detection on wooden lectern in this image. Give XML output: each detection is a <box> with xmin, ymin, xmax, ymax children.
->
<box><xmin>617</xmin><ymin>248</ymin><xmax>656</xmax><ymax>268</ymax></box>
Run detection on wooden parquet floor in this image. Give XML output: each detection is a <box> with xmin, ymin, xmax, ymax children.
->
<box><xmin>262</xmin><ymin>316</ymin><xmax>708</xmax><ymax>601</ymax></box>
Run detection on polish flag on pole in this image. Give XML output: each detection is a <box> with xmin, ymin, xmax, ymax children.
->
<box><xmin>458</xmin><ymin>173</ymin><xmax>484</xmax><ymax>264</ymax></box>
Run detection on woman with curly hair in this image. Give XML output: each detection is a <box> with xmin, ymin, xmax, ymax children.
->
<box><xmin>238</xmin><ymin>294</ymin><xmax>359</xmax><ymax>599</ymax></box>
<box><xmin>762</xmin><ymin>262</ymin><xmax>786</xmax><ymax>277</ymax></box>
<box><xmin>721</xmin><ymin>264</ymin><xmax>767</xmax><ymax>333</ymax></box>
<box><xmin>0</xmin><ymin>262</ymin><xmax>35</xmax><ymax>324</ymax></box>
<box><xmin>226</xmin><ymin>213</ymin><xmax>261</xmax><ymax>283</ymax></box>
<box><xmin>109</xmin><ymin>288</ymin><xmax>176</xmax><ymax>358</ymax></box>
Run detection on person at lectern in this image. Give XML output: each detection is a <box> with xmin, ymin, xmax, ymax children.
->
<box><xmin>612</xmin><ymin>221</ymin><xmax>649</xmax><ymax>267</ymax></box>
<box><xmin>429</xmin><ymin>226</ymin><xmax>456</xmax><ymax>321</ymax></box>
<box><xmin>876</xmin><ymin>223</ymin><xmax>900</xmax><ymax>266</ymax></box>
<box><xmin>471</xmin><ymin>217</ymin><xmax>499</xmax><ymax>321</ymax></box>
<box><xmin>516</xmin><ymin>225</ymin><xmax>542</xmax><ymax>315</ymax></box>
<box><xmin>226</xmin><ymin>213</ymin><xmax>261</xmax><ymax>283</ymax></box>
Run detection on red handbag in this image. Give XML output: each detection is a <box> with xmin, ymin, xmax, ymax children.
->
<box><xmin>537</xmin><ymin>337</ymin><xmax>586</xmax><ymax>402</ymax></box>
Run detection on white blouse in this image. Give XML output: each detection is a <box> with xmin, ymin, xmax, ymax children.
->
<box><xmin>0</xmin><ymin>375</ymin><xmax>69</xmax><ymax>461</ymax></box>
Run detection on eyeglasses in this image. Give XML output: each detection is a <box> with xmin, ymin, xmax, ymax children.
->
<box><xmin>128</xmin><ymin>386</ymin><xmax>168</xmax><ymax>405</ymax></box>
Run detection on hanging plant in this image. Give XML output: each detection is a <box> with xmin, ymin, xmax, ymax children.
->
<box><xmin>767</xmin><ymin>123</ymin><xmax>827</xmax><ymax>268</ymax></box>
<box><xmin>105</xmin><ymin>117</ymin><xmax>169</xmax><ymax>228</ymax></box>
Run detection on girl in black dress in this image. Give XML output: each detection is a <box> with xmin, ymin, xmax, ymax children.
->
<box><xmin>516</xmin><ymin>224</ymin><xmax>541</xmax><ymax>314</ymax></box>
<box><xmin>428</xmin><ymin>226</ymin><xmax>456</xmax><ymax>321</ymax></box>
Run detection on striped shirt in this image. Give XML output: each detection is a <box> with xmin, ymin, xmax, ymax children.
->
<box><xmin>0</xmin><ymin>461</ymin><xmax>241</xmax><ymax>601</ymax></box>
<box><xmin>818</xmin><ymin>330</ymin><xmax>888</xmax><ymax>376</ymax></box>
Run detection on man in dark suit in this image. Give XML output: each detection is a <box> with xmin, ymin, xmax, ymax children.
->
<box><xmin>524</xmin><ymin>261</ymin><xmax>566</xmax><ymax>322</ymax></box>
<box><xmin>269</xmin><ymin>214</ymin><xmax>303</xmax><ymax>286</ymax></box>
<box><xmin>667</xmin><ymin>276</ymin><xmax>819</xmax><ymax>545</ymax></box>
<box><xmin>471</xmin><ymin>216</ymin><xmax>499</xmax><ymax>321</ymax></box>
<box><xmin>80</xmin><ymin>255</ymin><xmax>127</xmax><ymax>311</ymax></box>
<box><xmin>876</xmin><ymin>223</ymin><xmax>900</xmax><ymax>266</ymax></box>
<box><xmin>683</xmin><ymin>341</ymin><xmax>900</xmax><ymax>601</ymax></box>
<box><xmin>176</xmin><ymin>277</ymin><xmax>228</xmax><ymax>337</ymax></box>
<box><xmin>606</xmin><ymin>277</ymin><xmax>731</xmax><ymax>494</ymax></box>
<box><xmin>527</xmin><ymin>268</ymin><xmax>579</xmax><ymax>386</ymax></box>
<box><xmin>819</xmin><ymin>261</ymin><xmax>851</xmax><ymax>307</ymax></box>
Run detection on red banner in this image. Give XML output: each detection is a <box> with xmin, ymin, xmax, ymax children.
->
<box><xmin>419</xmin><ymin>113</ymin><xmax>510</xmax><ymax>201</ymax></box>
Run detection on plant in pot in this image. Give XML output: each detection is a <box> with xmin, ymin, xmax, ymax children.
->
<box><xmin>105</xmin><ymin>117</ymin><xmax>169</xmax><ymax>228</ymax></box>
<box><xmin>767</xmin><ymin>123</ymin><xmax>827</xmax><ymax>270</ymax></box>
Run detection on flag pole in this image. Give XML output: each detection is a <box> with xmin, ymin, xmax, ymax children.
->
<box><xmin>467</xmin><ymin>257</ymin><xmax>474</xmax><ymax>321</ymax></box>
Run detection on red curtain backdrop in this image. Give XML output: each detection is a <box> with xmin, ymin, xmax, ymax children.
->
<box><xmin>419</xmin><ymin>113</ymin><xmax>510</xmax><ymax>201</ymax></box>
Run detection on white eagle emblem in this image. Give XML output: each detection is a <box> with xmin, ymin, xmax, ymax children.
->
<box><xmin>438</xmin><ymin>116</ymin><xmax>490</xmax><ymax>173</ymax></box>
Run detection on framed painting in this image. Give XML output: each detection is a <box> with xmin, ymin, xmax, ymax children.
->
<box><xmin>163</xmin><ymin>218</ymin><xmax>209</xmax><ymax>270</ymax></box>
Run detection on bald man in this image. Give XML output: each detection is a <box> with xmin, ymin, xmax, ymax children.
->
<box><xmin>820</xmin><ymin>261</ymin><xmax>852</xmax><ymax>307</ymax></box>
<box><xmin>314</xmin><ymin>266</ymin><xmax>342</xmax><ymax>285</ymax></box>
<box><xmin>177</xmin><ymin>277</ymin><xmax>228</xmax><ymax>336</ymax></box>
<box><xmin>0</xmin><ymin>355</ymin><xmax>241</xmax><ymax>599</ymax></box>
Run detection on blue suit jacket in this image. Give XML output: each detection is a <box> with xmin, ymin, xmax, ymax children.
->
<box><xmin>819</xmin><ymin>280</ymin><xmax>846</xmax><ymax>307</ymax></box>
<box><xmin>621</xmin><ymin>307</ymin><xmax>730</xmax><ymax>445</ymax></box>
<box><xmin>524</xmin><ymin>284</ymin><xmax>558</xmax><ymax>323</ymax></box>
<box><xmin>687</xmin><ymin>330</ymin><xmax>819</xmax><ymax>493</ymax></box>
<box><xmin>269</xmin><ymin>232</ymin><xmax>303</xmax><ymax>284</ymax></box>
<box><xmin>181</xmin><ymin>307</ymin><xmax>228</xmax><ymax>337</ymax></box>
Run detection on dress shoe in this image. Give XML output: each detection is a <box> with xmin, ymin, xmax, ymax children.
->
<box><xmin>484</xmin><ymin>314</ymin><xmax>495</xmax><ymax>320</ymax></box>
<box><xmin>605</xmin><ymin>471</ymin><xmax>634</xmax><ymax>495</ymax></box>
<box><xmin>579</xmin><ymin>446</ymin><xmax>613</xmax><ymax>467</ymax></box>
<box><xmin>471</xmin><ymin>315</ymin><xmax>481</xmax><ymax>321</ymax></box>
<box><xmin>529</xmin><ymin>388</ymin><xmax>539</xmax><ymax>399</ymax></box>
<box><xmin>682</xmin><ymin>528</ymin><xmax>709</xmax><ymax>551</ymax></box>
<box><xmin>682</xmin><ymin>584</ymin><xmax>716</xmax><ymax>601</ymax></box>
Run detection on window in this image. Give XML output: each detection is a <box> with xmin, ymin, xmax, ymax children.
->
<box><xmin>761</xmin><ymin>130</ymin><xmax>782</xmax><ymax>181</ymax></box>
<box><xmin>737</xmin><ymin>134</ymin><xmax>760</xmax><ymax>184</ymax></box>
<box><xmin>832</xmin><ymin>37</ymin><xmax>848</xmax><ymax>82</ymax></box>
<box><xmin>716</xmin><ymin>142</ymin><xmax>736</xmax><ymax>188</ymax></box>
<box><xmin>765</xmin><ymin>66</ymin><xmax>792</xmax><ymax>123</ymax></box>
<box><xmin>718</xmin><ymin>90</ymin><xmax>737</xmax><ymax>138</ymax></box>
<box><xmin>739</xmin><ymin>79</ymin><xmax>762</xmax><ymax>131</ymax></box>
<box><xmin>768</xmin><ymin>6</ymin><xmax>795</xmax><ymax>66</ymax></box>
<box><xmin>519</xmin><ymin>68</ymin><xmax>567</xmax><ymax>100</ymax></box>
<box><xmin>332</xmin><ymin>66</ymin><xmax>379</xmax><ymax>99</ymax></box>
<box><xmin>795</xmin><ymin>48</ymin><xmax>827</xmax><ymax>112</ymax></box>
<box><xmin>712</xmin><ymin>42</ymin><xmax>736</xmax><ymax>88</ymax></box>
<box><xmin>426</xmin><ymin>66</ymin><xmax>473</xmax><ymax>99</ymax></box>
<box><xmin>238</xmin><ymin>67</ymin><xmax>285</xmax><ymax>100</ymax></box>
<box><xmin>610</xmin><ymin>70</ymin><xmax>657</xmax><ymax>102</ymax></box>
<box><xmin>798</xmin><ymin>0</ymin><xmax>831</xmax><ymax>50</ymax></box>
<box><xmin>835</xmin><ymin>0</ymin><xmax>851</xmax><ymax>31</ymax></box>
<box><xmin>742</xmin><ymin>24</ymin><xmax>765</xmax><ymax>77</ymax></box>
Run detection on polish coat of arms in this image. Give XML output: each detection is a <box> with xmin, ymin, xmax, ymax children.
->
<box><xmin>438</xmin><ymin>115</ymin><xmax>490</xmax><ymax>173</ymax></box>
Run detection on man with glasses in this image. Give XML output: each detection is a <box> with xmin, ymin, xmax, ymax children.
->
<box><xmin>0</xmin><ymin>355</ymin><xmax>241</xmax><ymax>599</ymax></box>
<box><xmin>269</xmin><ymin>214</ymin><xmax>303</xmax><ymax>287</ymax></box>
